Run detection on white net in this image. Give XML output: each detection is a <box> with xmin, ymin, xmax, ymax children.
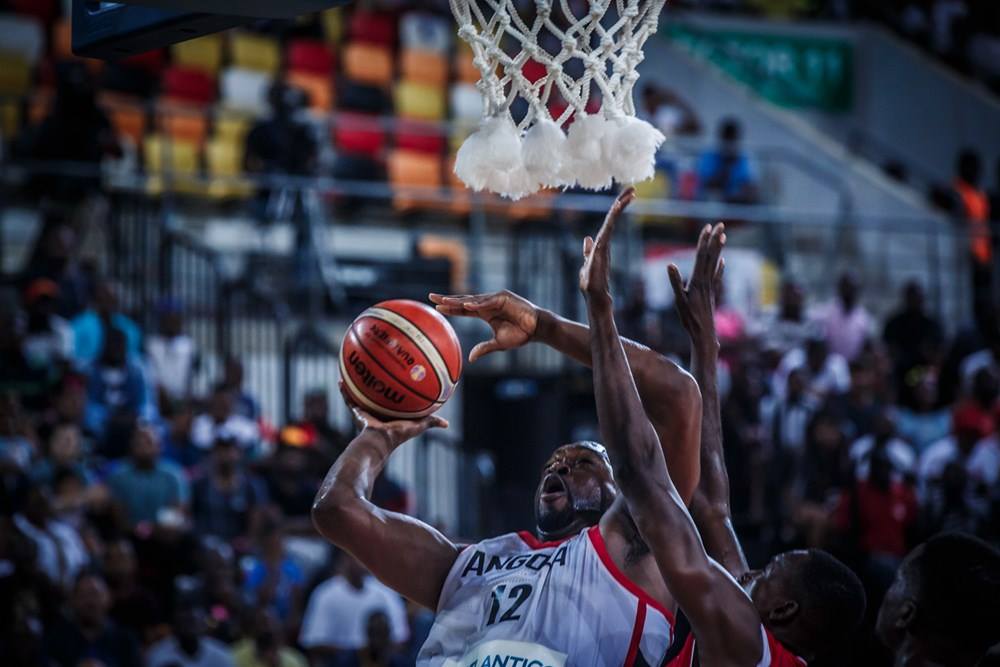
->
<box><xmin>449</xmin><ymin>0</ymin><xmax>668</xmax><ymax>198</ymax></box>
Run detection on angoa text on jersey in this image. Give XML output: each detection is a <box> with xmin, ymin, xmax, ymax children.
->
<box><xmin>417</xmin><ymin>525</ymin><xmax>674</xmax><ymax>667</ymax></box>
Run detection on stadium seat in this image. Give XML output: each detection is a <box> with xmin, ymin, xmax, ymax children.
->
<box><xmin>455</xmin><ymin>47</ymin><xmax>479</xmax><ymax>85</ymax></box>
<box><xmin>348</xmin><ymin>10</ymin><xmax>396</xmax><ymax>48</ymax></box>
<box><xmin>143</xmin><ymin>135</ymin><xmax>202</xmax><ymax>195</ymax></box>
<box><xmin>9</xmin><ymin>0</ymin><xmax>57</xmax><ymax>24</ymax></box>
<box><xmin>633</xmin><ymin>171</ymin><xmax>671</xmax><ymax>225</ymax></box>
<box><xmin>107</xmin><ymin>103</ymin><xmax>148</xmax><ymax>148</ymax></box>
<box><xmin>172</xmin><ymin>34</ymin><xmax>224</xmax><ymax>75</ymax></box>
<box><xmin>27</xmin><ymin>90</ymin><xmax>53</xmax><ymax>125</ymax></box>
<box><xmin>231</xmin><ymin>32</ymin><xmax>281</xmax><ymax>75</ymax></box>
<box><xmin>205</xmin><ymin>136</ymin><xmax>253</xmax><ymax>199</ymax></box>
<box><xmin>0</xmin><ymin>101</ymin><xmax>20</xmax><ymax>143</ymax></box>
<box><xmin>221</xmin><ymin>68</ymin><xmax>273</xmax><ymax>114</ymax></box>
<box><xmin>338</xmin><ymin>81</ymin><xmax>391</xmax><ymax>114</ymax></box>
<box><xmin>449</xmin><ymin>127</ymin><xmax>472</xmax><ymax>154</ymax></box>
<box><xmin>288</xmin><ymin>39</ymin><xmax>334</xmax><ymax>77</ymax></box>
<box><xmin>400</xmin><ymin>12</ymin><xmax>451</xmax><ymax>53</ymax></box>
<box><xmin>334</xmin><ymin>112</ymin><xmax>385</xmax><ymax>158</ymax></box>
<box><xmin>418</xmin><ymin>236</ymin><xmax>468</xmax><ymax>291</ymax></box>
<box><xmin>286</xmin><ymin>71</ymin><xmax>333</xmax><ymax>113</ymax></box>
<box><xmin>400</xmin><ymin>49</ymin><xmax>448</xmax><ymax>88</ymax></box>
<box><xmin>214</xmin><ymin>112</ymin><xmax>252</xmax><ymax>143</ymax></box>
<box><xmin>321</xmin><ymin>7</ymin><xmax>344</xmax><ymax>44</ymax></box>
<box><xmin>388</xmin><ymin>149</ymin><xmax>443</xmax><ymax>212</ymax></box>
<box><xmin>395</xmin><ymin>81</ymin><xmax>446</xmax><ymax>121</ymax></box>
<box><xmin>162</xmin><ymin>67</ymin><xmax>217</xmax><ymax>105</ymax></box>
<box><xmin>122</xmin><ymin>49</ymin><xmax>166</xmax><ymax>76</ymax></box>
<box><xmin>157</xmin><ymin>105</ymin><xmax>209</xmax><ymax>146</ymax></box>
<box><xmin>342</xmin><ymin>42</ymin><xmax>393</xmax><ymax>87</ymax></box>
<box><xmin>522</xmin><ymin>59</ymin><xmax>547</xmax><ymax>84</ymax></box>
<box><xmin>0</xmin><ymin>53</ymin><xmax>31</xmax><ymax>97</ymax></box>
<box><xmin>505</xmin><ymin>190</ymin><xmax>555</xmax><ymax>222</ymax></box>
<box><xmin>396</xmin><ymin>119</ymin><xmax>445</xmax><ymax>154</ymax></box>
<box><xmin>0</xmin><ymin>13</ymin><xmax>43</xmax><ymax>65</ymax></box>
<box><xmin>445</xmin><ymin>156</ymin><xmax>471</xmax><ymax>216</ymax></box>
<box><xmin>450</xmin><ymin>83</ymin><xmax>482</xmax><ymax>122</ymax></box>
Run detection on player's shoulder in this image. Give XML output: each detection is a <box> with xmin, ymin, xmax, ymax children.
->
<box><xmin>762</xmin><ymin>627</ymin><xmax>807</xmax><ymax>667</ymax></box>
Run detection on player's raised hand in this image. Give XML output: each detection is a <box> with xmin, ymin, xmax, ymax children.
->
<box><xmin>580</xmin><ymin>188</ymin><xmax>635</xmax><ymax>302</ymax></box>
<box><xmin>429</xmin><ymin>290</ymin><xmax>539</xmax><ymax>362</ymax></box>
<box><xmin>339</xmin><ymin>381</ymin><xmax>448</xmax><ymax>448</ymax></box>
<box><xmin>667</xmin><ymin>222</ymin><xmax>726</xmax><ymax>346</ymax></box>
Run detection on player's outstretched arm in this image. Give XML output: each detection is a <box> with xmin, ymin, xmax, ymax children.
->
<box><xmin>669</xmin><ymin>223</ymin><xmax>749</xmax><ymax>577</ymax></box>
<box><xmin>583</xmin><ymin>191</ymin><xmax>761</xmax><ymax>666</ymax></box>
<box><xmin>429</xmin><ymin>255</ymin><xmax>701</xmax><ymax>502</ymax></box>
<box><xmin>312</xmin><ymin>394</ymin><xmax>460</xmax><ymax>610</ymax></box>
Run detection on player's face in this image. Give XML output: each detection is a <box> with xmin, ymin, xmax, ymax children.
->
<box><xmin>876</xmin><ymin>546</ymin><xmax>921</xmax><ymax>650</ymax></box>
<box><xmin>534</xmin><ymin>445</ymin><xmax>617</xmax><ymax>540</ymax></box>
<box><xmin>740</xmin><ymin>550</ymin><xmax>807</xmax><ymax>623</ymax></box>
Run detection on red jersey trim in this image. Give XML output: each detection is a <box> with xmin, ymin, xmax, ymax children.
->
<box><xmin>586</xmin><ymin>525</ymin><xmax>676</xmax><ymax>625</ymax></box>
<box><xmin>624</xmin><ymin>603</ymin><xmax>647</xmax><ymax>667</ymax></box>
<box><xmin>516</xmin><ymin>530</ymin><xmax>574</xmax><ymax>550</ymax></box>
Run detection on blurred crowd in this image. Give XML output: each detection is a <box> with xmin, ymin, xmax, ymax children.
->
<box><xmin>0</xmin><ymin>216</ymin><xmax>425</xmax><ymax>667</ymax></box>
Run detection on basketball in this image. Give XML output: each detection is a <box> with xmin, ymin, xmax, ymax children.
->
<box><xmin>339</xmin><ymin>299</ymin><xmax>463</xmax><ymax>420</ymax></box>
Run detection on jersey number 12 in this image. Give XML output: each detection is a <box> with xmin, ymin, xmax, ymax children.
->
<box><xmin>486</xmin><ymin>584</ymin><xmax>533</xmax><ymax>626</ymax></box>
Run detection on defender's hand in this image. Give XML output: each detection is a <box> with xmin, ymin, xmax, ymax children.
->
<box><xmin>340</xmin><ymin>382</ymin><xmax>448</xmax><ymax>449</ymax></box>
<box><xmin>580</xmin><ymin>188</ymin><xmax>635</xmax><ymax>303</ymax></box>
<box><xmin>668</xmin><ymin>222</ymin><xmax>726</xmax><ymax>345</ymax></box>
<box><xmin>429</xmin><ymin>290</ymin><xmax>539</xmax><ymax>362</ymax></box>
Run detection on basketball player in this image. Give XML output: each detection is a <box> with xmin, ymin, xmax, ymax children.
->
<box><xmin>583</xmin><ymin>214</ymin><xmax>865</xmax><ymax>667</ymax></box>
<box><xmin>876</xmin><ymin>532</ymin><xmax>1000</xmax><ymax>667</ymax></box>
<box><xmin>313</xmin><ymin>190</ymin><xmax>701</xmax><ymax>666</ymax></box>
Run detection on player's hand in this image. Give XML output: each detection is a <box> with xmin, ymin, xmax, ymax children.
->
<box><xmin>429</xmin><ymin>290</ymin><xmax>539</xmax><ymax>362</ymax></box>
<box><xmin>580</xmin><ymin>188</ymin><xmax>635</xmax><ymax>303</ymax></box>
<box><xmin>668</xmin><ymin>223</ymin><xmax>725</xmax><ymax>348</ymax></box>
<box><xmin>339</xmin><ymin>382</ymin><xmax>448</xmax><ymax>449</ymax></box>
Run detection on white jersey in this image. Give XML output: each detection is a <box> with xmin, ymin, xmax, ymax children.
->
<box><xmin>418</xmin><ymin>525</ymin><xmax>674</xmax><ymax>667</ymax></box>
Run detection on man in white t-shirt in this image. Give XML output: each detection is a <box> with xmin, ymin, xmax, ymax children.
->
<box><xmin>299</xmin><ymin>554</ymin><xmax>409</xmax><ymax>657</ymax></box>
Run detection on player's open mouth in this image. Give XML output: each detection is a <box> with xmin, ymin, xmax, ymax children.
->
<box><xmin>540</xmin><ymin>474</ymin><xmax>567</xmax><ymax>502</ymax></box>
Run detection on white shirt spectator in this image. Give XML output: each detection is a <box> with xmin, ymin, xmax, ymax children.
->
<box><xmin>959</xmin><ymin>349</ymin><xmax>998</xmax><ymax>395</ymax></box>
<box><xmin>299</xmin><ymin>575</ymin><xmax>409</xmax><ymax>650</ymax></box>
<box><xmin>22</xmin><ymin>315</ymin><xmax>73</xmax><ymax>368</ymax></box>
<box><xmin>761</xmin><ymin>394</ymin><xmax>817</xmax><ymax>453</ymax></box>
<box><xmin>773</xmin><ymin>347</ymin><xmax>850</xmax><ymax>400</ymax></box>
<box><xmin>148</xmin><ymin>636</ymin><xmax>235</xmax><ymax>667</ymax></box>
<box><xmin>190</xmin><ymin>414</ymin><xmax>259</xmax><ymax>451</ymax></box>
<box><xmin>815</xmin><ymin>300</ymin><xmax>874</xmax><ymax>362</ymax></box>
<box><xmin>13</xmin><ymin>513</ymin><xmax>88</xmax><ymax>587</ymax></box>
<box><xmin>147</xmin><ymin>334</ymin><xmax>197</xmax><ymax>401</ymax></box>
<box><xmin>849</xmin><ymin>435</ymin><xmax>916</xmax><ymax>481</ymax></box>
<box><xmin>919</xmin><ymin>435</ymin><xmax>1000</xmax><ymax>499</ymax></box>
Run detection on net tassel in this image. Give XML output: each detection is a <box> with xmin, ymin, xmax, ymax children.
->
<box><xmin>564</xmin><ymin>113</ymin><xmax>614</xmax><ymax>190</ymax></box>
<box><xmin>604</xmin><ymin>116</ymin><xmax>666</xmax><ymax>184</ymax></box>
<box><xmin>521</xmin><ymin>118</ymin><xmax>566</xmax><ymax>189</ymax></box>
<box><xmin>454</xmin><ymin>116</ymin><xmax>524</xmax><ymax>194</ymax></box>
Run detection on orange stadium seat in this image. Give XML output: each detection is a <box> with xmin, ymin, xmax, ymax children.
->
<box><xmin>418</xmin><ymin>236</ymin><xmax>468</xmax><ymax>292</ymax></box>
<box><xmin>286</xmin><ymin>71</ymin><xmax>333</xmax><ymax>113</ymax></box>
<box><xmin>231</xmin><ymin>32</ymin><xmax>280</xmax><ymax>75</ymax></box>
<box><xmin>388</xmin><ymin>149</ymin><xmax>443</xmax><ymax>212</ymax></box>
<box><xmin>27</xmin><ymin>90</ymin><xmax>53</xmax><ymax>125</ymax></box>
<box><xmin>157</xmin><ymin>105</ymin><xmax>209</xmax><ymax>146</ymax></box>
<box><xmin>395</xmin><ymin>80</ymin><xmax>445</xmax><ymax>121</ymax></box>
<box><xmin>342</xmin><ymin>42</ymin><xmax>393</xmax><ymax>87</ymax></box>
<box><xmin>172</xmin><ymin>34</ymin><xmax>224</xmax><ymax>75</ymax></box>
<box><xmin>108</xmin><ymin>104</ymin><xmax>148</xmax><ymax>148</ymax></box>
<box><xmin>455</xmin><ymin>48</ymin><xmax>480</xmax><ymax>85</ymax></box>
<box><xmin>400</xmin><ymin>49</ymin><xmax>448</xmax><ymax>88</ymax></box>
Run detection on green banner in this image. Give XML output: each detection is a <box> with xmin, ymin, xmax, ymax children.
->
<box><xmin>666</xmin><ymin>23</ymin><xmax>854</xmax><ymax>112</ymax></box>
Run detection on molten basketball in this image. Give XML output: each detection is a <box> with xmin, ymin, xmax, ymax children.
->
<box><xmin>339</xmin><ymin>299</ymin><xmax>463</xmax><ymax>420</ymax></box>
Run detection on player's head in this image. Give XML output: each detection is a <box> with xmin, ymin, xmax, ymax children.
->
<box><xmin>741</xmin><ymin>549</ymin><xmax>865</xmax><ymax>662</ymax></box>
<box><xmin>877</xmin><ymin>533</ymin><xmax>1000</xmax><ymax>666</ymax></box>
<box><xmin>534</xmin><ymin>442</ymin><xmax>617</xmax><ymax>541</ymax></box>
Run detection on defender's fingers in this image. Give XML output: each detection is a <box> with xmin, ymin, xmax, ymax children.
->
<box><xmin>582</xmin><ymin>236</ymin><xmax>595</xmax><ymax>258</ymax></box>
<box><xmin>469</xmin><ymin>339</ymin><xmax>502</xmax><ymax>363</ymax></box>
<box><xmin>596</xmin><ymin>188</ymin><xmax>636</xmax><ymax>244</ymax></box>
<box><xmin>667</xmin><ymin>263</ymin><xmax>686</xmax><ymax>300</ymax></box>
<box><xmin>715</xmin><ymin>257</ymin><xmax>726</xmax><ymax>283</ymax></box>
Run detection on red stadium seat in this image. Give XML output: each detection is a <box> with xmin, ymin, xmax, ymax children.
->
<box><xmin>123</xmin><ymin>49</ymin><xmax>166</xmax><ymax>76</ymax></box>
<box><xmin>288</xmin><ymin>39</ymin><xmax>335</xmax><ymax>76</ymax></box>
<box><xmin>349</xmin><ymin>10</ymin><xmax>396</xmax><ymax>47</ymax></box>
<box><xmin>396</xmin><ymin>119</ymin><xmax>445</xmax><ymax>154</ymax></box>
<box><xmin>163</xmin><ymin>66</ymin><xmax>217</xmax><ymax>105</ymax></box>
<box><xmin>334</xmin><ymin>112</ymin><xmax>385</xmax><ymax>157</ymax></box>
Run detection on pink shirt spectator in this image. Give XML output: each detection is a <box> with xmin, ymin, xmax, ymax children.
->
<box><xmin>816</xmin><ymin>301</ymin><xmax>874</xmax><ymax>361</ymax></box>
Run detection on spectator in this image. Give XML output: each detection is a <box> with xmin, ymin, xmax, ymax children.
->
<box><xmin>336</xmin><ymin>611</ymin><xmax>409</xmax><ymax>667</ymax></box>
<box><xmin>695</xmin><ymin>117</ymin><xmax>759</xmax><ymax>204</ymax></box>
<box><xmin>222</xmin><ymin>357</ymin><xmax>260</xmax><ymax>421</ymax></box>
<box><xmin>299</xmin><ymin>388</ymin><xmax>348</xmax><ymax>462</ymax></box>
<box><xmin>71</xmin><ymin>279</ymin><xmax>142</xmax><ymax>368</ymax></box>
<box><xmin>762</xmin><ymin>368</ymin><xmax>817</xmax><ymax>458</ymax></box>
<box><xmin>849</xmin><ymin>410</ymin><xmax>918</xmax><ymax>482</ymax></box>
<box><xmin>0</xmin><ymin>394</ymin><xmax>37</xmax><ymax>473</ymax></box>
<box><xmin>103</xmin><ymin>537</ymin><xmax>167</xmax><ymax>647</ymax></box>
<box><xmin>827</xmin><ymin>361</ymin><xmax>885</xmax><ymax>443</ymax></box>
<box><xmin>264</xmin><ymin>439</ymin><xmax>316</xmax><ymax>522</ymax></box>
<box><xmin>793</xmin><ymin>410</ymin><xmax>851</xmax><ymax>547</ymax></box>
<box><xmin>883</xmin><ymin>281</ymin><xmax>945</xmax><ymax>404</ymax></box>
<box><xmin>232</xmin><ymin>609</ymin><xmax>307</xmax><ymax>667</ymax></box>
<box><xmin>774</xmin><ymin>333</ymin><xmax>851</xmax><ymax>401</ymax></box>
<box><xmin>816</xmin><ymin>273</ymin><xmax>875</xmax><ymax>362</ymax></box>
<box><xmin>21</xmin><ymin>279</ymin><xmax>73</xmax><ymax>376</ymax></box>
<box><xmin>148</xmin><ymin>596</ymin><xmax>236</xmax><ymax>667</ymax></box>
<box><xmin>893</xmin><ymin>369</ymin><xmax>953</xmax><ymax>455</ymax></box>
<box><xmin>19</xmin><ymin>217</ymin><xmax>90</xmax><ymax>319</ymax></box>
<box><xmin>755</xmin><ymin>280</ymin><xmax>812</xmax><ymax>356</ymax></box>
<box><xmin>161</xmin><ymin>399</ymin><xmax>203</xmax><ymax>472</ymax></box>
<box><xmin>0</xmin><ymin>303</ymin><xmax>49</xmax><ymax>403</ymax></box>
<box><xmin>85</xmin><ymin>327</ymin><xmax>153</xmax><ymax>447</ymax></box>
<box><xmin>147</xmin><ymin>299</ymin><xmax>199</xmax><ymax>406</ymax></box>
<box><xmin>919</xmin><ymin>402</ymin><xmax>1000</xmax><ymax>499</ymax></box>
<box><xmin>299</xmin><ymin>555</ymin><xmax>409</xmax><ymax>658</ymax></box>
<box><xmin>643</xmin><ymin>83</ymin><xmax>701</xmax><ymax>139</ymax></box>
<box><xmin>191</xmin><ymin>437</ymin><xmax>268</xmax><ymax>546</ymax></box>
<box><xmin>241</xmin><ymin>509</ymin><xmax>304</xmax><ymax>621</ymax></box>
<box><xmin>950</xmin><ymin>149</ymin><xmax>993</xmax><ymax>320</ymax></box>
<box><xmin>191</xmin><ymin>385</ymin><xmax>259</xmax><ymax>454</ymax></box>
<box><xmin>106</xmin><ymin>423</ymin><xmax>189</xmax><ymax>528</ymax></box>
<box><xmin>959</xmin><ymin>340</ymin><xmax>1000</xmax><ymax>397</ymax></box>
<box><xmin>13</xmin><ymin>485</ymin><xmax>89</xmax><ymax>588</ymax></box>
<box><xmin>43</xmin><ymin>571</ymin><xmax>141</xmax><ymax>667</ymax></box>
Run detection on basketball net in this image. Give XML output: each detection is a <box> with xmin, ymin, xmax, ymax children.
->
<box><xmin>449</xmin><ymin>0</ymin><xmax>667</xmax><ymax>199</ymax></box>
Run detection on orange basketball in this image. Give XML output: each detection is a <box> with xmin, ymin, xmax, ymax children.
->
<box><xmin>339</xmin><ymin>299</ymin><xmax>463</xmax><ymax>420</ymax></box>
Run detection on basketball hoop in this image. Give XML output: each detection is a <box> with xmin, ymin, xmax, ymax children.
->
<box><xmin>449</xmin><ymin>0</ymin><xmax>667</xmax><ymax>199</ymax></box>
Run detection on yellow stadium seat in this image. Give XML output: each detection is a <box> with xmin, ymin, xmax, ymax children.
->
<box><xmin>157</xmin><ymin>104</ymin><xmax>209</xmax><ymax>146</ymax></box>
<box><xmin>400</xmin><ymin>49</ymin><xmax>448</xmax><ymax>88</ymax></box>
<box><xmin>0</xmin><ymin>53</ymin><xmax>31</xmax><ymax>96</ymax></box>
<box><xmin>388</xmin><ymin>149</ymin><xmax>443</xmax><ymax>212</ymax></box>
<box><xmin>342</xmin><ymin>42</ymin><xmax>393</xmax><ymax>87</ymax></box>
<box><xmin>633</xmin><ymin>172</ymin><xmax>670</xmax><ymax>225</ymax></box>
<box><xmin>143</xmin><ymin>135</ymin><xmax>202</xmax><ymax>195</ymax></box>
<box><xmin>172</xmin><ymin>34</ymin><xmax>224</xmax><ymax>75</ymax></box>
<box><xmin>395</xmin><ymin>80</ymin><xmax>446</xmax><ymax>121</ymax></box>
<box><xmin>321</xmin><ymin>7</ymin><xmax>344</xmax><ymax>44</ymax></box>
<box><xmin>230</xmin><ymin>32</ymin><xmax>280</xmax><ymax>75</ymax></box>
<box><xmin>214</xmin><ymin>112</ymin><xmax>252</xmax><ymax>143</ymax></box>
<box><xmin>205</xmin><ymin>136</ymin><xmax>253</xmax><ymax>199</ymax></box>
<box><xmin>0</xmin><ymin>101</ymin><xmax>20</xmax><ymax>142</ymax></box>
<box><xmin>286</xmin><ymin>71</ymin><xmax>333</xmax><ymax>113</ymax></box>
